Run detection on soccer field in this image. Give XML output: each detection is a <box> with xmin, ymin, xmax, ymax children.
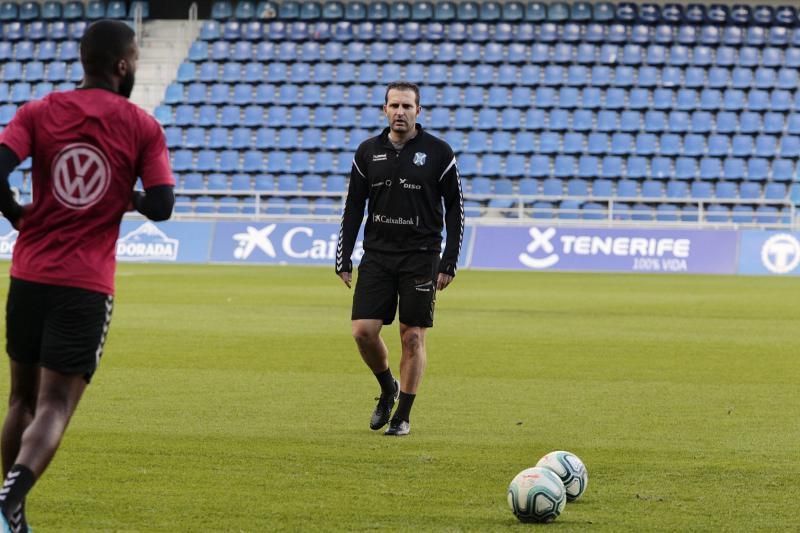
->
<box><xmin>0</xmin><ymin>263</ymin><xmax>798</xmax><ymax>531</ymax></box>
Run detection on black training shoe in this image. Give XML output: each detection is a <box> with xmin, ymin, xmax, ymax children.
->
<box><xmin>369</xmin><ymin>379</ymin><xmax>399</xmax><ymax>430</ymax></box>
<box><xmin>384</xmin><ymin>417</ymin><xmax>410</xmax><ymax>436</ymax></box>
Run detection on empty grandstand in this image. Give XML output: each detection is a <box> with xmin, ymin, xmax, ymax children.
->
<box><xmin>1</xmin><ymin>1</ymin><xmax>799</xmax><ymax>226</ymax></box>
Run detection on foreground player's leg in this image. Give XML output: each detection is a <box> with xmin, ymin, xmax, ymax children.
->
<box><xmin>0</xmin><ymin>368</ymin><xmax>87</xmax><ymax>531</ymax></box>
<box><xmin>1</xmin><ymin>362</ymin><xmax>38</xmax><ymax>476</ymax></box>
<box><xmin>0</xmin><ymin>361</ymin><xmax>38</xmax><ymax>533</ymax></box>
<box><xmin>352</xmin><ymin>319</ymin><xmax>399</xmax><ymax>430</ymax></box>
<box><xmin>386</xmin><ymin>325</ymin><xmax>427</xmax><ymax>436</ymax></box>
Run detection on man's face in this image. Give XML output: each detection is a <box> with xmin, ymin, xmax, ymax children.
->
<box><xmin>383</xmin><ymin>89</ymin><xmax>420</xmax><ymax>135</ymax></box>
<box><xmin>118</xmin><ymin>42</ymin><xmax>138</xmax><ymax>99</ymax></box>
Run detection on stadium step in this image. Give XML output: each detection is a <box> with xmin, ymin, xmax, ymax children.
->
<box><xmin>131</xmin><ymin>20</ymin><xmax>200</xmax><ymax>113</ymax></box>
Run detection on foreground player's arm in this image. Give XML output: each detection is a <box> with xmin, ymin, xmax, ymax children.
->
<box><xmin>0</xmin><ymin>145</ymin><xmax>23</xmax><ymax>228</ymax></box>
<box><xmin>438</xmin><ymin>153</ymin><xmax>464</xmax><ymax>288</ymax></box>
<box><xmin>131</xmin><ymin>185</ymin><xmax>174</xmax><ymax>221</ymax></box>
<box><xmin>134</xmin><ymin>113</ymin><xmax>176</xmax><ymax>221</ymax></box>
<box><xmin>336</xmin><ymin>149</ymin><xmax>369</xmax><ymax>285</ymax></box>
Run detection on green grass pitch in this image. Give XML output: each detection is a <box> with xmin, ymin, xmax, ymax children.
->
<box><xmin>0</xmin><ymin>263</ymin><xmax>798</xmax><ymax>531</ymax></box>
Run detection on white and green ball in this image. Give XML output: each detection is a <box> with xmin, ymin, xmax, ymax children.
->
<box><xmin>536</xmin><ymin>450</ymin><xmax>588</xmax><ymax>502</ymax></box>
<box><xmin>507</xmin><ymin>466</ymin><xmax>567</xmax><ymax>523</ymax></box>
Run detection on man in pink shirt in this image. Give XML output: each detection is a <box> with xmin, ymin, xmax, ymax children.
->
<box><xmin>0</xmin><ymin>20</ymin><xmax>174</xmax><ymax>532</ymax></box>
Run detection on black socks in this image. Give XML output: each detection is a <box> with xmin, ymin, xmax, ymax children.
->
<box><xmin>0</xmin><ymin>464</ymin><xmax>34</xmax><ymax>532</ymax></box>
<box><xmin>374</xmin><ymin>368</ymin><xmax>396</xmax><ymax>395</ymax></box>
<box><xmin>394</xmin><ymin>392</ymin><xmax>416</xmax><ymax>423</ymax></box>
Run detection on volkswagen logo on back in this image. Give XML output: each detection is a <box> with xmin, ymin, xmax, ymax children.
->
<box><xmin>51</xmin><ymin>143</ymin><xmax>111</xmax><ymax>209</ymax></box>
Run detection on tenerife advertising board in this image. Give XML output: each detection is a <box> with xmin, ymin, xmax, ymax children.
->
<box><xmin>469</xmin><ymin>226</ymin><xmax>738</xmax><ymax>274</ymax></box>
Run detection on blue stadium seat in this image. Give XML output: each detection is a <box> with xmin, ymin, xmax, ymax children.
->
<box><xmin>767</xmin><ymin>22</ymin><xmax>791</xmax><ymax>44</ymax></box>
<box><xmin>172</xmin><ymin>151</ymin><xmax>193</xmax><ymax>174</ymax></box>
<box><xmin>706</xmin><ymin>134</ymin><xmax>728</xmax><ymax>157</ymax></box>
<box><xmin>712</xmin><ymin>47</ymin><xmax>735</xmax><ymax>70</ymax></box>
<box><xmin>476</xmin><ymin>108</ymin><xmax>497</xmax><ymax>130</ymax></box>
<box><xmin>764</xmin><ymin>182</ymin><xmax>787</xmax><ymax>200</ymax></box>
<box><xmin>652</xmin><ymin>89</ymin><xmax>674</xmax><ymax>110</ymax></box>
<box><xmin>9</xmin><ymin>83</ymin><xmax>30</xmax><ymax>104</ymax></box>
<box><xmin>3</xmin><ymin>22</ymin><xmax>24</xmax><ymax>42</ymax></box>
<box><xmin>576</xmin><ymin>156</ymin><xmax>598</xmax><ymax>179</ymax></box>
<box><xmin>541</xmin><ymin>177</ymin><xmax>563</xmax><ymax>197</ymax></box>
<box><xmin>643</xmin><ymin>111</ymin><xmax>665</xmax><ymax>133</ymax></box>
<box><xmin>747</xmin><ymin>157</ymin><xmax>769</xmax><ymax>181</ymax></box>
<box><xmin>298</xmin><ymin>2</ymin><xmax>322</xmax><ymax>20</ymax></box>
<box><xmin>610</xmin><ymin>133</ymin><xmax>633</xmax><ymax>155</ymax></box>
<box><xmin>601</xmin><ymin>156</ymin><xmax>623</xmax><ymax>179</ymax></box>
<box><xmin>722</xmin><ymin>158</ymin><xmax>746</xmax><ymax>180</ymax></box>
<box><xmin>24</xmin><ymin>61</ymin><xmax>44</xmax><ymax>82</ymax></box>
<box><xmin>649</xmin><ymin>158</ymin><xmax>670</xmax><ymax>180</ymax></box>
<box><xmin>105</xmin><ymin>0</ymin><xmax>128</xmax><ymax>19</ymax></box>
<box><xmin>665</xmin><ymin>180</ymin><xmax>688</xmax><ymax>199</ymax></box>
<box><xmin>616</xmin><ymin>179</ymin><xmax>637</xmax><ymax>199</ymax></box>
<box><xmin>770</xmin><ymin>91</ymin><xmax>792</xmax><ymax>113</ymax></box>
<box><xmin>514</xmin><ymin>132</ymin><xmax>535</xmax><ymax>153</ymax></box>
<box><xmin>739</xmin><ymin>181</ymin><xmax>761</xmax><ymax>200</ymax></box>
<box><xmin>714</xmin><ymin>181</ymin><xmax>736</xmax><ymax>200</ymax></box>
<box><xmin>14</xmin><ymin>41</ymin><xmax>34</xmax><ymax>62</ymax></box>
<box><xmin>754</xmin><ymin>135</ymin><xmax>778</xmax><ymax>158</ymax></box>
<box><xmin>578</xmin><ymin>87</ymin><xmax>601</xmax><ymax>110</ymax></box>
<box><xmin>705</xmin><ymin>204</ymin><xmax>730</xmax><ymax>223</ymax></box>
<box><xmin>772</xmin><ymin>159</ymin><xmax>795</xmax><ymax>182</ymax></box>
<box><xmin>690</xmin><ymin>181</ymin><xmax>713</xmax><ymax>199</ymax></box>
<box><xmin>212</xmin><ymin>1</ymin><xmax>234</xmax><ymax>19</ymax></box>
<box><xmin>202</xmin><ymin>83</ymin><xmax>226</xmax><ymax>105</ymax></box>
<box><xmin>183</xmin><ymin>127</ymin><xmax>205</xmax><ymax>149</ymax></box>
<box><xmin>730</xmin><ymin>205</ymin><xmax>753</xmax><ymax>224</ymax></box>
<box><xmin>0</xmin><ymin>1</ymin><xmax>19</xmax><ymax>20</ymax></box>
<box><xmin>503</xmin><ymin>155</ymin><xmax>526</xmax><ymax>177</ymax></box>
<box><xmin>635</xmin><ymin>133</ymin><xmax>657</xmax><ymax>156</ymax></box>
<box><xmin>553</xmin><ymin>156</ymin><xmax>576</xmax><ymax>178</ymax></box>
<box><xmin>254</xmin><ymin>175</ymin><xmax>274</xmax><ymax>191</ymax></box>
<box><xmin>0</xmin><ymin>104</ymin><xmax>17</xmax><ymax>126</ymax></box>
<box><xmin>667</xmin><ymin>111</ymin><xmax>690</xmax><ymax>133</ymax></box>
<box><xmin>528</xmin><ymin>155</ymin><xmax>550</xmax><ymax>178</ymax></box>
<box><xmin>465</xmin><ymin>131</ymin><xmax>487</xmax><ymax>153</ymax></box>
<box><xmin>196</xmin><ymin>150</ymin><xmax>220</xmax><ymax>173</ymax></box>
<box><xmin>565</xmin><ymin>110</ymin><xmax>590</xmax><ymax>133</ymax></box>
<box><xmin>731</xmin><ymin>135</ymin><xmax>754</xmax><ymax>157</ymax></box>
<box><xmin>587</xmin><ymin>133</ymin><xmax>608</xmax><ymax>155</ymax></box>
<box><xmin>153</xmin><ymin>105</ymin><xmax>172</xmax><ymax>126</ymax></box>
<box><xmin>548</xmin><ymin>109</ymin><xmax>569</xmax><ymax>131</ymax></box>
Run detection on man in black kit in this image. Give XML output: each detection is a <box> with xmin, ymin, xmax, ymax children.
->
<box><xmin>336</xmin><ymin>81</ymin><xmax>464</xmax><ymax>436</ymax></box>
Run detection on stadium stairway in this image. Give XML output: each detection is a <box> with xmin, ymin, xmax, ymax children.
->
<box><xmin>131</xmin><ymin>20</ymin><xmax>200</xmax><ymax>113</ymax></box>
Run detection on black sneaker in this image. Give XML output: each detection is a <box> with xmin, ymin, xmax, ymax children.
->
<box><xmin>384</xmin><ymin>417</ymin><xmax>410</xmax><ymax>436</ymax></box>
<box><xmin>369</xmin><ymin>379</ymin><xmax>399</xmax><ymax>430</ymax></box>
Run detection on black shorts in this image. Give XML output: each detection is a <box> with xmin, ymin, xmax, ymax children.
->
<box><xmin>352</xmin><ymin>251</ymin><xmax>439</xmax><ymax>327</ymax></box>
<box><xmin>6</xmin><ymin>277</ymin><xmax>114</xmax><ymax>382</ymax></box>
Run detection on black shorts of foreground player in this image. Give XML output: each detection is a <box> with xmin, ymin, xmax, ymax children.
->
<box><xmin>336</xmin><ymin>81</ymin><xmax>464</xmax><ymax>437</ymax></box>
<box><xmin>0</xmin><ymin>20</ymin><xmax>175</xmax><ymax>532</ymax></box>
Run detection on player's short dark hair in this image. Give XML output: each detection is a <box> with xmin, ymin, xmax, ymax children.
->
<box><xmin>385</xmin><ymin>81</ymin><xmax>420</xmax><ymax>106</ymax></box>
<box><xmin>80</xmin><ymin>20</ymin><xmax>136</xmax><ymax>77</ymax></box>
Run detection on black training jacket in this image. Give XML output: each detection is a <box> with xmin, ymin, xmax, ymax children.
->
<box><xmin>336</xmin><ymin>125</ymin><xmax>464</xmax><ymax>277</ymax></box>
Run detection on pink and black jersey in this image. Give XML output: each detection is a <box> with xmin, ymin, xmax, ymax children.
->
<box><xmin>0</xmin><ymin>88</ymin><xmax>174</xmax><ymax>295</ymax></box>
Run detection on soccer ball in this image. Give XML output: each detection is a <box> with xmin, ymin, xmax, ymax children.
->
<box><xmin>536</xmin><ymin>450</ymin><xmax>588</xmax><ymax>502</ymax></box>
<box><xmin>507</xmin><ymin>466</ymin><xmax>566</xmax><ymax>523</ymax></box>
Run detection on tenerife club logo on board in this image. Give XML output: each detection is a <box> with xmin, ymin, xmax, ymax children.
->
<box><xmin>760</xmin><ymin>234</ymin><xmax>800</xmax><ymax>274</ymax></box>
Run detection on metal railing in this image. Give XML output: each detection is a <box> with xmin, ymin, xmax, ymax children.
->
<box><xmin>132</xmin><ymin>1</ymin><xmax>143</xmax><ymax>45</ymax></box>
<box><xmin>170</xmin><ymin>190</ymin><xmax>799</xmax><ymax>229</ymax></box>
